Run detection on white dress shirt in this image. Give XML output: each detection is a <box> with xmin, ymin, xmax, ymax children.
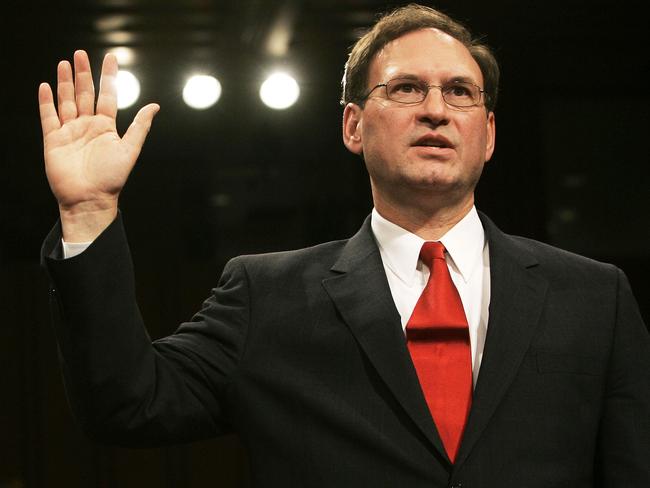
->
<box><xmin>370</xmin><ymin>207</ymin><xmax>490</xmax><ymax>385</ymax></box>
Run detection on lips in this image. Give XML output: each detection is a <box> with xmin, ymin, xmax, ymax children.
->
<box><xmin>412</xmin><ymin>133</ymin><xmax>454</xmax><ymax>149</ymax></box>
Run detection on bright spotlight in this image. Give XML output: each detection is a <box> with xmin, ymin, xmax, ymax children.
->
<box><xmin>183</xmin><ymin>75</ymin><xmax>222</xmax><ymax>109</ymax></box>
<box><xmin>110</xmin><ymin>47</ymin><xmax>136</xmax><ymax>66</ymax></box>
<box><xmin>116</xmin><ymin>70</ymin><xmax>140</xmax><ymax>109</ymax></box>
<box><xmin>259</xmin><ymin>72</ymin><xmax>300</xmax><ymax>110</ymax></box>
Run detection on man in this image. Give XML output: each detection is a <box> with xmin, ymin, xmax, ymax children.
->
<box><xmin>39</xmin><ymin>4</ymin><xmax>649</xmax><ymax>487</ymax></box>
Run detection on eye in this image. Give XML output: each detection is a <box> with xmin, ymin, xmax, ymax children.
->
<box><xmin>389</xmin><ymin>80</ymin><xmax>425</xmax><ymax>95</ymax></box>
<box><xmin>446</xmin><ymin>84</ymin><xmax>472</xmax><ymax>97</ymax></box>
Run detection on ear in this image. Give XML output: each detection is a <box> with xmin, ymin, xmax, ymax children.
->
<box><xmin>342</xmin><ymin>103</ymin><xmax>363</xmax><ymax>155</ymax></box>
<box><xmin>484</xmin><ymin>111</ymin><xmax>496</xmax><ymax>162</ymax></box>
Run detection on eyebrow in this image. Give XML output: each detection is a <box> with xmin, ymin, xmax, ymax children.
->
<box><xmin>389</xmin><ymin>73</ymin><xmax>420</xmax><ymax>81</ymax></box>
<box><xmin>447</xmin><ymin>75</ymin><xmax>478</xmax><ymax>85</ymax></box>
<box><xmin>389</xmin><ymin>73</ymin><xmax>479</xmax><ymax>85</ymax></box>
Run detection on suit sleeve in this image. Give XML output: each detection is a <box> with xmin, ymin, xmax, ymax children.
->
<box><xmin>41</xmin><ymin>214</ymin><xmax>250</xmax><ymax>447</ymax></box>
<box><xmin>596</xmin><ymin>268</ymin><xmax>650</xmax><ymax>486</ymax></box>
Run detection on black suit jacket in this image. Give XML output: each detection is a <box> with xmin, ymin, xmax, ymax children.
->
<box><xmin>42</xmin><ymin>212</ymin><xmax>650</xmax><ymax>487</ymax></box>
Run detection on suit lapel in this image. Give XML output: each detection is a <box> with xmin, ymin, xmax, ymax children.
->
<box><xmin>322</xmin><ymin>217</ymin><xmax>449</xmax><ymax>461</ymax></box>
<box><xmin>321</xmin><ymin>214</ymin><xmax>550</xmax><ymax>468</ymax></box>
<box><xmin>454</xmin><ymin>213</ymin><xmax>549</xmax><ymax>469</ymax></box>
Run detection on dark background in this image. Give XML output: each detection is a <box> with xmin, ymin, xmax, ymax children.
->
<box><xmin>2</xmin><ymin>0</ymin><xmax>648</xmax><ymax>486</ymax></box>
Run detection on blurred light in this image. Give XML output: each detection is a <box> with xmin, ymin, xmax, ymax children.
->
<box><xmin>265</xmin><ymin>4</ymin><xmax>296</xmax><ymax>57</ymax></box>
<box><xmin>109</xmin><ymin>47</ymin><xmax>136</xmax><ymax>66</ymax></box>
<box><xmin>95</xmin><ymin>15</ymin><xmax>129</xmax><ymax>32</ymax></box>
<box><xmin>209</xmin><ymin>193</ymin><xmax>232</xmax><ymax>208</ymax></box>
<box><xmin>558</xmin><ymin>208</ymin><xmax>578</xmax><ymax>223</ymax></box>
<box><xmin>116</xmin><ymin>70</ymin><xmax>140</xmax><ymax>109</ymax></box>
<box><xmin>266</xmin><ymin>25</ymin><xmax>292</xmax><ymax>57</ymax></box>
<box><xmin>105</xmin><ymin>32</ymin><xmax>135</xmax><ymax>44</ymax></box>
<box><xmin>259</xmin><ymin>73</ymin><xmax>300</xmax><ymax>109</ymax></box>
<box><xmin>183</xmin><ymin>75</ymin><xmax>222</xmax><ymax>109</ymax></box>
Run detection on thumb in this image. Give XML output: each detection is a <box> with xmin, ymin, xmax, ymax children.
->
<box><xmin>122</xmin><ymin>103</ymin><xmax>160</xmax><ymax>154</ymax></box>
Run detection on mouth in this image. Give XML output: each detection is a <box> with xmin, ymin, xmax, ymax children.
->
<box><xmin>412</xmin><ymin>133</ymin><xmax>454</xmax><ymax>149</ymax></box>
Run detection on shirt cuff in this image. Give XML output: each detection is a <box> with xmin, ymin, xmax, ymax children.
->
<box><xmin>62</xmin><ymin>240</ymin><xmax>93</xmax><ymax>259</ymax></box>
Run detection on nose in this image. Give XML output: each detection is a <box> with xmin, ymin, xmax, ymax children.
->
<box><xmin>416</xmin><ymin>86</ymin><xmax>450</xmax><ymax>127</ymax></box>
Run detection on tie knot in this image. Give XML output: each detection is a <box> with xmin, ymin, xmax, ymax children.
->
<box><xmin>420</xmin><ymin>241</ymin><xmax>446</xmax><ymax>265</ymax></box>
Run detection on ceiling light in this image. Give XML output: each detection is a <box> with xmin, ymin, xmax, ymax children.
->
<box><xmin>183</xmin><ymin>75</ymin><xmax>222</xmax><ymax>110</ymax></box>
<box><xmin>259</xmin><ymin>72</ymin><xmax>300</xmax><ymax>110</ymax></box>
<box><xmin>116</xmin><ymin>70</ymin><xmax>140</xmax><ymax>109</ymax></box>
<box><xmin>109</xmin><ymin>47</ymin><xmax>135</xmax><ymax>66</ymax></box>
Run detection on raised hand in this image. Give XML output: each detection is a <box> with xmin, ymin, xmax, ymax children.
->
<box><xmin>38</xmin><ymin>50</ymin><xmax>159</xmax><ymax>242</ymax></box>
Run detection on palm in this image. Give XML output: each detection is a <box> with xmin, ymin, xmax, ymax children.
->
<box><xmin>45</xmin><ymin>114</ymin><xmax>132</xmax><ymax>207</ymax></box>
<box><xmin>39</xmin><ymin>50</ymin><xmax>159</xmax><ymax>212</ymax></box>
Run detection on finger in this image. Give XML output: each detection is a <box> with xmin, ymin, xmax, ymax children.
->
<box><xmin>122</xmin><ymin>103</ymin><xmax>160</xmax><ymax>155</ymax></box>
<box><xmin>73</xmin><ymin>50</ymin><xmax>95</xmax><ymax>116</ymax></box>
<box><xmin>57</xmin><ymin>60</ymin><xmax>78</xmax><ymax>123</ymax></box>
<box><xmin>96</xmin><ymin>53</ymin><xmax>118</xmax><ymax>120</ymax></box>
<box><xmin>38</xmin><ymin>82</ymin><xmax>61</xmax><ymax>138</ymax></box>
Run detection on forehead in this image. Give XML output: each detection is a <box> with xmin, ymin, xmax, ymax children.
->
<box><xmin>369</xmin><ymin>28</ymin><xmax>483</xmax><ymax>85</ymax></box>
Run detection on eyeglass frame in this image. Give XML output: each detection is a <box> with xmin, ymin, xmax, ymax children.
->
<box><xmin>361</xmin><ymin>77</ymin><xmax>487</xmax><ymax>108</ymax></box>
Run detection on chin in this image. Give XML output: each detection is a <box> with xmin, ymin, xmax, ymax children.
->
<box><xmin>411</xmin><ymin>170</ymin><xmax>461</xmax><ymax>188</ymax></box>
<box><xmin>412</xmin><ymin>174</ymin><xmax>476</xmax><ymax>198</ymax></box>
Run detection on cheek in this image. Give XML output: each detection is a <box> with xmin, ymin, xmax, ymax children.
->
<box><xmin>460</xmin><ymin>119</ymin><xmax>489</xmax><ymax>157</ymax></box>
<box><xmin>364</xmin><ymin>106</ymin><xmax>409</xmax><ymax>136</ymax></box>
<box><xmin>362</xmin><ymin>118</ymin><xmax>388</xmax><ymax>153</ymax></box>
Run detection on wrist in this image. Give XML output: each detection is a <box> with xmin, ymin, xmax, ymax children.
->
<box><xmin>59</xmin><ymin>203</ymin><xmax>118</xmax><ymax>243</ymax></box>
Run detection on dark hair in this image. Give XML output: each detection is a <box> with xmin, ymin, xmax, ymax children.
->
<box><xmin>341</xmin><ymin>4</ymin><xmax>499</xmax><ymax>112</ymax></box>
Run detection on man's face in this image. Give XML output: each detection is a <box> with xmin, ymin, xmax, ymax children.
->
<box><xmin>343</xmin><ymin>28</ymin><xmax>495</xmax><ymax>209</ymax></box>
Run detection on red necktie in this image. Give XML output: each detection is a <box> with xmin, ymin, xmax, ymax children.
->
<box><xmin>406</xmin><ymin>241</ymin><xmax>472</xmax><ymax>463</ymax></box>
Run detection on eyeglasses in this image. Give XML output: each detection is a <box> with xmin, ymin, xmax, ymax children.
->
<box><xmin>363</xmin><ymin>78</ymin><xmax>486</xmax><ymax>108</ymax></box>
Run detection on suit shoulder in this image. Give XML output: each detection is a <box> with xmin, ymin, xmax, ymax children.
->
<box><xmin>226</xmin><ymin>238</ymin><xmax>350</xmax><ymax>276</ymax></box>
<box><xmin>480</xmin><ymin>211</ymin><xmax>618</xmax><ymax>279</ymax></box>
<box><xmin>505</xmin><ymin>233</ymin><xmax>620</xmax><ymax>282</ymax></box>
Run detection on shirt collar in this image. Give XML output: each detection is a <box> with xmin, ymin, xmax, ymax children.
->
<box><xmin>371</xmin><ymin>206</ymin><xmax>485</xmax><ymax>285</ymax></box>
